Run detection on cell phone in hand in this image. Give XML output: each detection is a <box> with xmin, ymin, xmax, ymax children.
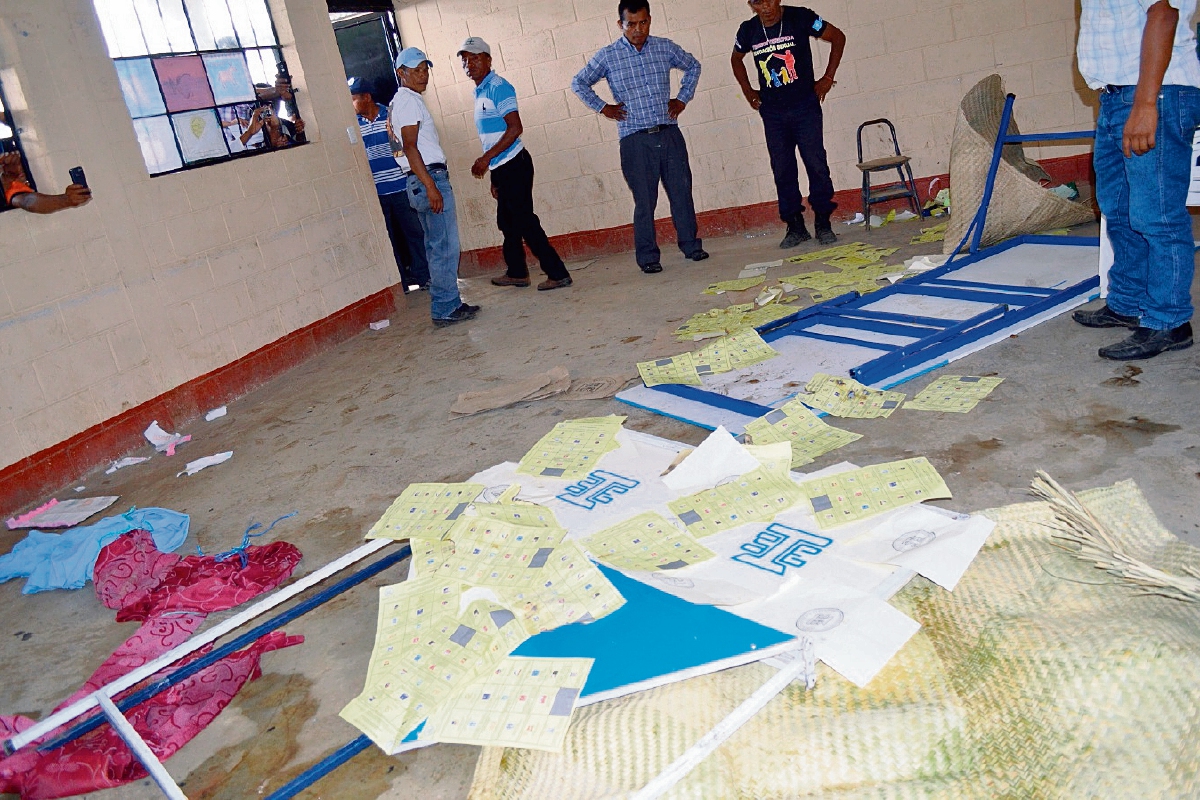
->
<box><xmin>68</xmin><ymin>166</ymin><xmax>87</xmax><ymax>188</ymax></box>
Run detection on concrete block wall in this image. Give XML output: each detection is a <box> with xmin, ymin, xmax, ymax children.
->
<box><xmin>395</xmin><ymin>0</ymin><xmax>1096</xmax><ymax>252</ymax></box>
<box><xmin>0</xmin><ymin>0</ymin><xmax>398</xmax><ymax>471</ymax></box>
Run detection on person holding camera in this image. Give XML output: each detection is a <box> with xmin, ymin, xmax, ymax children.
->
<box><xmin>1</xmin><ymin>152</ymin><xmax>90</xmax><ymax>214</ymax></box>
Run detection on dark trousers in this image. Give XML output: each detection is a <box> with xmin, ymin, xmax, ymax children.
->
<box><xmin>490</xmin><ymin>149</ymin><xmax>568</xmax><ymax>281</ymax></box>
<box><xmin>618</xmin><ymin>125</ymin><xmax>702</xmax><ymax>267</ymax></box>
<box><xmin>378</xmin><ymin>190</ymin><xmax>430</xmax><ymax>287</ymax></box>
<box><xmin>761</xmin><ymin>94</ymin><xmax>837</xmax><ymax>221</ymax></box>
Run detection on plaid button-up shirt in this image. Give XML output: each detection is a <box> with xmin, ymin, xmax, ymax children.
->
<box><xmin>1077</xmin><ymin>0</ymin><xmax>1200</xmax><ymax>89</ymax></box>
<box><xmin>572</xmin><ymin>35</ymin><xmax>702</xmax><ymax>139</ymax></box>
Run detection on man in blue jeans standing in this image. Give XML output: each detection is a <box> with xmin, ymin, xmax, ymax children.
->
<box><xmin>572</xmin><ymin>0</ymin><xmax>708</xmax><ymax>275</ymax></box>
<box><xmin>1072</xmin><ymin>0</ymin><xmax>1200</xmax><ymax>359</ymax></box>
<box><xmin>390</xmin><ymin>48</ymin><xmax>479</xmax><ymax>327</ymax></box>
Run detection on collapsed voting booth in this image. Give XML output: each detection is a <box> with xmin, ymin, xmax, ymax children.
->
<box><xmin>1</xmin><ymin>87</ymin><xmax>1113</xmax><ymax>799</ymax></box>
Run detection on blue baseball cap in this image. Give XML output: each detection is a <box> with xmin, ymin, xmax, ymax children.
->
<box><xmin>395</xmin><ymin>47</ymin><xmax>432</xmax><ymax>70</ymax></box>
<box><xmin>347</xmin><ymin>76</ymin><xmax>371</xmax><ymax>95</ymax></box>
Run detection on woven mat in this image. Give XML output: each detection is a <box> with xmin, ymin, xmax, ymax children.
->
<box><xmin>467</xmin><ymin>481</ymin><xmax>1200</xmax><ymax>799</ymax></box>
<box><xmin>944</xmin><ymin>74</ymin><xmax>1094</xmax><ymax>254</ymax></box>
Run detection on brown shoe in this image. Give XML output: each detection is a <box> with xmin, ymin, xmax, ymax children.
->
<box><xmin>537</xmin><ymin>276</ymin><xmax>573</xmax><ymax>291</ymax></box>
<box><xmin>491</xmin><ymin>274</ymin><xmax>530</xmax><ymax>287</ymax></box>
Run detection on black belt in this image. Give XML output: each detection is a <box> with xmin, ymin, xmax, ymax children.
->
<box><xmin>403</xmin><ymin>162</ymin><xmax>447</xmax><ymax>175</ymax></box>
<box><xmin>634</xmin><ymin>125</ymin><xmax>667</xmax><ymax>135</ymax></box>
<box><xmin>1100</xmin><ymin>84</ymin><xmax>1130</xmax><ymax>94</ymax></box>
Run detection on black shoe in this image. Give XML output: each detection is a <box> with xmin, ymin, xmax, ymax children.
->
<box><xmin>1073</xmin><ymin>303</ymin><xmax>1140</xmax><ymax>329</ymax></box>
<box><xmin>433</xmin><ymin>303</ymin><xmax>480</xmax><ymax>327</ymax></box>
<box><xmin>538</xmin><ymin>276</ymin><xmax>572</xmax><ymax>291</ymax></box>
<box><xmin>688</xmin><ymin>249</ymin><xmax>710</xmax><ymax>262</ymax></box>
<box><xmin>640</xmin><ymin>262</ymin><xmax>663</xmax><ymax>274</ymax></box>
<box><xmin>779</xmin><ymin>216</ymin><xmax>811</xmax><ymax>249</ymax></box>
<box><xmin>814</xmin><ymin>214</ymin><xmax>837</xmax><ymax>245</ymax></box>
<box><xmin>1098</xmin><ymin>322</ymin><xmax>1192</xmax><ymax>360</ymax></box>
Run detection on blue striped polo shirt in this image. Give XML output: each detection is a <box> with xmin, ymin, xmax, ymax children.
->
<box><xmin>357</xmin><ymin>104</ymin><xmax>406</xmax><ymax>196</ymax></box>
<box><xmin>474</xmin><ymin>71</ymin><xmax>523</xmax><ymax>170</ymax></box>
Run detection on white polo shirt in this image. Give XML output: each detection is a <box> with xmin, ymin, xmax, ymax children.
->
<box><xmin>388</xmin><ymin>86</ymin><xmax>447</xmax><ymax>171</ymax></box>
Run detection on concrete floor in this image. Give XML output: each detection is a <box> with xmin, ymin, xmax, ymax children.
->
<box><xmin>2</xmin><ymin>213</ymin><xmax>1199</xmax><ymax>799</ymax></box>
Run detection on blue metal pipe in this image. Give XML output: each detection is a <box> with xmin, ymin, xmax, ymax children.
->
<box><xmin>265</xmin><ymin>734</ymin><xmax>373</xmax><ymax>800</ymax></box>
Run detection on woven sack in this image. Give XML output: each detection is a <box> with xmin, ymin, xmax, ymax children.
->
<box><xmin>945</xmin><ymin>74</ymin><xmax>1094</xmax><ymax>254</ymax></box>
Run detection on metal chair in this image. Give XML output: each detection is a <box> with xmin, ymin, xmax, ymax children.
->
<box><xmin>856</xmin><ymin>118</ymin><xmax>922</xmax><ymax>230</ymax></box>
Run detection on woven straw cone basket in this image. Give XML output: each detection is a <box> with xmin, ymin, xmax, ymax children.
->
<box><xmin>944</xmin><ymin>74</ymin><xmax>1095</xmax><ymax>254</ymax></box>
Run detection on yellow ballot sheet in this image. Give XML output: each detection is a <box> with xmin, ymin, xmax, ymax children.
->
<box><xmin>366</xmin><ymin>482</ymin><xmax>485</xmax><ymax>540</ymax></box>
<box><xmin>582</xmin><ymin>511</ymin><xmax>716</xmax><ymax>571</ymax></box>
<box><xmin>693</xmin><ymin>329</ymin><xmax>778</xmax><ymax>374</ymax></box>
<box><xmin>743</xmin><ymin>398</ymin><xmax>863</xmax><ymax>467</ymax></box>
<box><xmin>703</xmin><ymin>276</ymin><xmax>765</xmax><ymax>294</ymax></box>
<box><xmin>637</xmin><ymin>352</ymin><xmax>703</xmax><ymax>387</ymax></box>
<box><xmin>800</xmin><ymin>373</ymin><xmax>906</xmax><ymax>418</ymax></box>
<box><xmin>911</xmin><ymin>221</ymin><xmax>948</xmax><ymax>244</ymax></box>
<box><xmin>903</xmin><ymin>375</ymin><xmax>1004</xmax><ymax>412</ymax></box>
<box><xmin>673</xmin><ymin>303</ymin><xmax>798</xmax><ymax>341</ymax></box>
<box><xmin>339</xmin><ymin>577</ymin><xmax>530</xmax><ymax>753</ymax></box>
<box><xmin>422</xmin><ymin>656</ymin><xmax>593</xmax><ymax>751</ymax></box>
<box><xmin>785</xmin><ymin>242</ymin><xmax>873</xmax><ymax>264</ymax></box>
<box><xmin>811</xmin><ymin>281</ymin><xmax>884</xmax><ymax>302</ymax></box>
<box><xmin>438</xmin><ymin>529</ymin><xmax>625</xmax><ymax>632</ymax></box>
<box><xmin>798</xmin><ymin>456</ymin><xmax>952</xmax><ymax>529</ymax></box>
<box><xmin>667</xmin><ymin>465</ymin><xmax>803</xmax><ymax>538</ymax></box>
<box><xmin>517</xmin><ymin>416</ymin><xmax>625</xmax><ymax>479</ymax></box>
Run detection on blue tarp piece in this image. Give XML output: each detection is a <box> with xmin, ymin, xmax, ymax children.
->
<box><xmin>0</xmin><ymin>508</ymin><xmax>190</xmax><ymax>594</ymax></box>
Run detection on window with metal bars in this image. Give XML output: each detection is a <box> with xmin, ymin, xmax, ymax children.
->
<box><xmin>92</xmin><ymin>0</ymin><xmax>306</xmax><ymax>176</ymax></box>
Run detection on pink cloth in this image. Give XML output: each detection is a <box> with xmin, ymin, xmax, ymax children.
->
<box><xmin>0</xmin><ymin>530</ymin><xmax>305</xmax><ymax>799</ymax></box>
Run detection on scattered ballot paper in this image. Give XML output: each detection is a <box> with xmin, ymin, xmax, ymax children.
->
<box><xmin>369</xmin><ymin>319</ymin><xmax>390</xmax><ymax>330</ymax></box>
<box><xmin>738</xmin><ymin>259</ymin><xmax>782</xmax><ymax>279</ymax></box>
<box><xmin>205</xmin><ymin>406</ymin><xmax>227</xmax><ymax>421</ymax></box>
<box><xmin>178</xmin><ymin>451</ymin><xmax>233</xmax><ymax>477</ymax></box>
<box><xmin>144</xmin><ymin>421</ymin><xmax>190</xmax><ymax>456</ymax></box>
<box><xmin>106</xmin><ymin>456</ymin><xmax>151</xmax><ymax>474</ymax></box>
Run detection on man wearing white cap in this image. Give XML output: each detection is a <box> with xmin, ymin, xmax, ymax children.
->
<box><xmin>459</xmin><ymin>37</ymin><xmax>572</xmax><ymax>291</ymax></box>
<box><xmin>390</xmin><ymin>47</ymin><xmax>480</xmax><ymax>327</ymax></box>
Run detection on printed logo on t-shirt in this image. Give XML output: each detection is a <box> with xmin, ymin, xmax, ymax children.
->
<box><xmin>754</xmin><ymin>36</ymin><xmax>801</xmax><ymax>88</ymax></box>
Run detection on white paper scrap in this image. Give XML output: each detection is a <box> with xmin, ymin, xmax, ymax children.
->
<box><xmin>178</xmin><ymin>451</ymin><xmax>233</xmax><ymax>477</ymax></box>
<box><xmin>106</xmin><ymin>456</ymin><xmax>151</xmax><ymax>474</ymax></box>
<box><xmin>738</xmin><ymin>260</ymin><xmax>782</xmax><ymax>279</ymax></box>
<box><xmin>738</xmin><ymin>580</ymin><xmax>920</xmax><ymax>687</ymax></box>
<box><xmin>838</xmin><ymin>505</ymin><xmax>994</xmax><ymax>591</ymax></box>
<box><xmin>143</xmin><ymin>421</ymin><xmax>190</xmax><ymax>456</ymax></box>
<box><xmin>8</xmin><ymin>496</ymin><xmax>120</xmax><ymax>529</ymax></box>
<box><xmin>205</xmin><ymin>406</ymin><xmax>227</xmax><ymax>421</ymax></box>
<box><xmin>369</xmin><ymin>319</ymin><xmax>390</xmax><ymax>330</ymax></box>
<box><xmin>73</xmin><ymin>486</ymin><xmax>86</xmax><ymax>493</ymax></box>
<box><xmin>660</xmin><ymin>426</ymin><xmax>761</xmax><ymax>494</ymax></box>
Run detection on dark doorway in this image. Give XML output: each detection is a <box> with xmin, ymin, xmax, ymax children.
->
<box><xmin>329</xmin><ymin>7</ymin><xmax>402</xmax><ymax>106</ymax></box>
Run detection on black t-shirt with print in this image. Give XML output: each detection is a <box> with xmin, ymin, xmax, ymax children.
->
<box><xmin>734</xmin><ymin>6</ymin><xmax>826</xmax><ymax>108</ymax></box>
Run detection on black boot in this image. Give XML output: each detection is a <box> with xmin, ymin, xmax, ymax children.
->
<box><xmin>814</xmin><ymin>213</ymin><xmax>837</xmax><ymax>245</ymax></box>
<box><xmin>779</xmin><ymin>214</ymin><xmax>811</xmax><ymax>249</ymax></box>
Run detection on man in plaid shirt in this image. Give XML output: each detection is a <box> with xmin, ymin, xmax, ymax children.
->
<box><xmin>1072</xmin><ymin>0</ymin><xmax>1200</xmax><ymax>360</ymax></box>
<box><xmin>573</xmin><ymin>0</ymin><xmax>709</xmax><ymax>274</ymax></box>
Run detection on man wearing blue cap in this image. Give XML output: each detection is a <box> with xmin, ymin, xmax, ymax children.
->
<box><xmin>390</xmin><ymin>48</ymin><xmax>480</xmax><ymax>327</ymax></box>
<box><xmin>349</xmin><ymin>77</ymin><xmax>429</xmax><ymax>293</ymax></box>
<box><xmin>459</xmin><ymin>37</ymin><xmax>572</xmax><ymax>291</ymax></box>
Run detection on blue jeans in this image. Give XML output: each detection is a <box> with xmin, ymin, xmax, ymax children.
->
<box><xmin>1095</xmin><ymin>85</ymin><xmax>1200</xmax><ymax>330</ymax></box>
<box><xmin>406</xmin><ymin>167</ymin><xmax>463</xmax><ymax>319</ymax></box>
<box><xmin>618</xmin><ymin>125</ymin><xmax>702</xmax><ymax>267</ymax></box>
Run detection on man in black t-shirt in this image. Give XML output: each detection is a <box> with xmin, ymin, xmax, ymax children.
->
<box><xmin>732</xmin><ymin>0</ymin><xmax>845</xmax><ymax>247</ymax></box>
